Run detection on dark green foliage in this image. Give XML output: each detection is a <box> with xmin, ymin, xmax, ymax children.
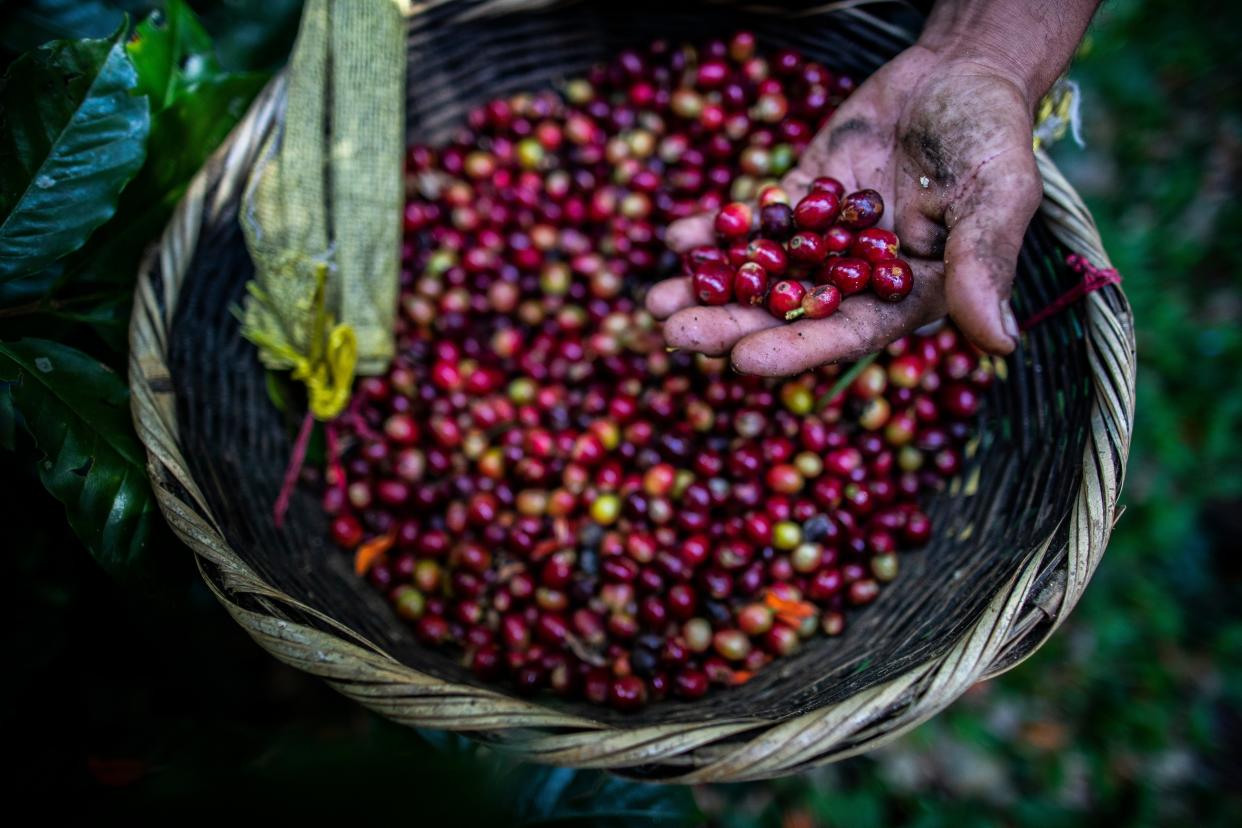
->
<box><xmin>0</xmin><ymin>28</ymin><xmax>149</xmax><ymax>280</ymax></box>
<box><xmin>0</xmin><ymin>338</ymin><xmax>153</xmax><ymax>579</ymax></box>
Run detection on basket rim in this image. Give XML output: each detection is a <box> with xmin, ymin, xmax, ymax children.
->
<box><xmin>127</xmin><ymin>6</ymin><xmax>1136</xmax><ymax>783</ymax></box>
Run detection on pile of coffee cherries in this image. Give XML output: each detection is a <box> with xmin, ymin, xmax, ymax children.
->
<box><xmin>690</xmin><ymin>185</ymin><xmax>913</xmax><ymax>321</ymax></box>
<box><xmin>320</xmin><ymin>33</ymin><xmax>992</xmax><ymax>712</ymax></box>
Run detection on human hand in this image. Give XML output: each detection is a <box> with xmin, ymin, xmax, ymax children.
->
<box><xmin>646</xmin><ymin>45</ymin><xmax>1044</xmax><ymax>375</ymax></box>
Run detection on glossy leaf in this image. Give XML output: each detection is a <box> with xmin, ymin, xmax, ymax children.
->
<box><xmin>137</xmin><ymin>72</ymin><xmax>266</xmax><ymax>201</ymax></box>
<box><xmin>0</xmin><ymin>267</ymin><xmax>60</xmax><ymax>308</ymax></box>
<box><xmin>0</xmin><ymin>338</ymin><xmax>153</xmax><ymax>578</ymax></box>
<box><xmin>126</xmin><ymin>0</ymin><xmax>222</xmax><ymax>110</ymax></box>
<box><xmin>48</xmin><ymin>71</ymin><xmax>266</xmax><ymax>289</ymax></box>
<box><xmin>50</xmin><ymin>291</ymin><xmax>131</xmax><ymax>352</ymax></box>
<box><xmin>0</xmin><ymin>29</ymin><xmax>150</xmax><ymax>281</ymax></box>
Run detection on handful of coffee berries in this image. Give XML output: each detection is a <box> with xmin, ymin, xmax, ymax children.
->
<box><xmin>688</xmin><ymin>181</ymin><xmax>914</xmax><ymax>320</ymax></box>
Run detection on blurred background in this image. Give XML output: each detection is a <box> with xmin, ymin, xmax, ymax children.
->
<box><xmin>1</xmin><ymin>0</ymin><xmax>1239</xmax><ymax>822</ymax></box>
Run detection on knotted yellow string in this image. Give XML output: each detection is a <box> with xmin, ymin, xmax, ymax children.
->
<box><xmin>1033</xmin><ymin>78</ymin><xmax>1080</xmax><ymax>152</ymax></box>
<box><xmin>243</xmin><ymin>261</ymin><xmax>357</xmax><ymax>420</ymax></box>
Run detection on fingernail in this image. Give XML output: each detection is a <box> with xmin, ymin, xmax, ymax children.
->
<box><xmin>1000</xmin><ymin>301</ymin><xmax>1020</xmax><ymax>343</ymax></box>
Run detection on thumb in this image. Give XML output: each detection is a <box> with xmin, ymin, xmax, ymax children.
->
<box><xmin>943</xmin><ymin>154</ymin><xmax>1042</xmax><ymax>354</ymax></box>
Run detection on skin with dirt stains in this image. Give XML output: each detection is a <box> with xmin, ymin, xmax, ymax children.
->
<box><xmin>649</xmin><ymin>0</ymin><xmax>1101</xmax><ymax>376</ymax></box>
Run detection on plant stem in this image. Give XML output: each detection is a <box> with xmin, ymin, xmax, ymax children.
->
<box><xmin>815</xmin><ymin>352</ymin><xmax>878</xmax><ymax>411</ymax></box>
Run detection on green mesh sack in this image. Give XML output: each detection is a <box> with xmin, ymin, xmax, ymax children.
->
<box><xmin>239</xmin><ymin>0</ymin><xmax>406</xmax><ymax>419</ymax></box>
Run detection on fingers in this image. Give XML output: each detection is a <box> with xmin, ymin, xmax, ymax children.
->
<box><xmin>893</xmin><ymin>165</ymin><xmax>948</xmax><ymax>259</ymax></box>
<box><xmin>645</xmin><ymin>277</ymin><xmax>697</xmax><ymax>319</ymax></box>
<box><xmin>730</xmin><ymin>264</ymin><xmax>946</xmax><ymax>376</ymax></box>
<box><xmin>663</xmin><ymin>304</ymin><xmax>784</xmax><ymax>356</ymax></box>
<box><xmin>943</xmin><ymin>150</ymin><xmax>1042</xmax><ymax>354</ymax></box>
<box><xmin>894</xmin><ymin>204</ymin><xmax>947</xmax><ymax>260</ymax></box>
<box><xmin>665</xmin><ymin>213</ymin><xmax>715</xmax><ymax>253</ymax></box>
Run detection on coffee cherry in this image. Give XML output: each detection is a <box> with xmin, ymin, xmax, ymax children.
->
<box><xmin>729</xmin><ymin>31</ymin><xmax>757</xmax><ymax>61</ymax></box>
<box><xmin>416</xmin><ymin>614</ymin><xmax>450</xmax><ymax>645</ymax></box>
<box><xmin>713</xmin><ymin>629</ymin><xmax>752</xmax><ymax>661</ymax></box>
<box><xmin>330</xmin><ymin>514</ymin><xmax>364</xmax><ymax>548</ymax></box>
<box><xmin>772</xmin><ymin>520</ymin><xmax>802</xmax><ymax>550</ymax></box>
<box><xmin>872</xmin><ymin>553</ymin><xmax>899</xmax><ymax>582</ymax></box>
<box><xmin>905</xmin><ymin>510</ymin><xmax>933</xmax><ymax>544</ymax></box>
<box><xmin>872</xmin><ymin>259</ymin><xmax>913</xmax><ymax>302</ymax></box>
<box><xmin>888</xmin><ymin>354</ymin><xmax>925</xmax><ymax>389</ymax></box>
<box><xmin>822</xmin><ymin>225</ymin><xmax>853</xmax><ymax>255</ymax></box>
<box><xmin>609</xmin><ymin>675</ymin><xmax>648</xmax><ymax>711</ymax></box>
<box><xmin>765</xmin><ymin>624</ymin><xmax>800</xmax><ymax>656</ymax></box>
<box><xmin>715</xmin><ymin>202</ymin><xmax>753</xmax><ymax>238</ymax></box>
<box><xmin>825</xmin><ymin>257</ymin><xmax>871</xmax><ymax>295</ymax></box>
<box><xmin>683</xmin><ymin>618</ymin><xmax>713</xmax><ymax>653</ymax></box>
<box><xmin>697</xmin><ymin>58</ymin><xmax>729</xmax><ymax>88</ymax></box>
<box><xmin>850</xmin><ymin>228</ymin><xmax>900</xmax><ymax>262</ymax></box>
<box><xmin>786</xmin><ymin>283</ymin><xmax>841</xmax><ymax>321</ymax></box>
<box><xmin>940</xmin><ymin>383</ymin><xmax>981</xmax><ymax>418</ymax></box>
<box><xmin>848</xmin><ymin>578</ymin><xmax>880</xmax><ymax>606</ymax></box>
<box><xmin>767</xmin><ymin>279</ymin><xmax>805</xmax><ymax>317</ymax></box>
<box><xmin>692</xmin><ymin>261</ymin><xmax>735</xmax><ymax>305</ymax></box>
<box><xmin>766</xmin><ymin>463</ymin><xmax>804</xmax><ymax>493</ymax></box>
<box><xmin>734</xmin><ymin>261</ymin><xmax>769</xmax><ymax>305</ymax></box>
<box><xmin>821</xmin><ymin>612</ymin><xmax>845</xmax><ymax>636</ymax></box>
<box><xmin>810</xmin><ymin>176</ymin><xmax>846</xmax><ymax>198</ymax></box>
<box><xmin>759</xmin><ymin>202</ymin><xmax>795</xmax><ymax>240</ymax></box>
<box><xmin>790</xmin><ymin>542</ymin><xmax>823</xmax><ymax>573</ymax></box>
<box><xmin>393</xmin><ymin>586</ymin><xmax>426</xmax><ymax>620</ymax></box>
<box><xmin>581</xmin><ymin>668</ymin><xmax>611</xmax><ymax>705</ymax></box>
<box><xmin>747</xmin><ymin>238</ymin><xmax>789</xmax><ymax>275</ymax></box>
<box><xmin>684</xmin><ymin>244</ymin><xmax>728</xmax><ymax>273</ymax></box>
<box><xmin>787</xmin><ymin>231</ymin><xmax>828</xmax><ymax>266</ymax></box>
<box><xmin>757</xmin><ymin>184</ymin><xmax>790</xmax><ymax>207</ymax></box>
<box><xmin>838</xmin><ymin>188</ymin><xmax>884</xmax><ymax>229</ymax></box>
<box><xmin>674</xmin><ymin>668</ymin><xmax>710</xmax><ymax>699</ymax></box>
<box><xmin>737</xmin><ymin>603</ymin><xmax>774</xmax><ymax>635</ymax></box>
<box><xmin>792</xmin><ymin>191</ymin><xmax>840</xmax><ymax>231</ymax></box>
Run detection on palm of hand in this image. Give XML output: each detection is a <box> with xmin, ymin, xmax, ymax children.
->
<box><xmin>647</xmin><ymin>47</ymin><xmax>1042</xmax><ymax>375</ymax></box>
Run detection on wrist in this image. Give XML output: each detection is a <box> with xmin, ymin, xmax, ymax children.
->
<box><xmin>916</xmin><ymin>29</ymin><xmax>1043</xmax><ymax>109</ymax></box>
<box><xmin>916</xmin><ymin>0</ymin><xmax>1099</xmax><ymax>111</ymax></box>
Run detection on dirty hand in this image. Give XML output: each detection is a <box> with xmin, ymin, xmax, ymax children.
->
<box><xmin>645</xmin><ymin>0</ymin><xmax>1099</xmax><ymax>376</ymax></box>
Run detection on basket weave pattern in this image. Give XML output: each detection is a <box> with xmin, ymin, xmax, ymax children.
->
<box><xmin>129</xmin><ymin>0</ymin><xmax>1135</xmax><ymax>782</ymax></box>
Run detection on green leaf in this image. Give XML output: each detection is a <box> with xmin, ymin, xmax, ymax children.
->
<box><xmin>137</xmin><ymin>72</ymin><xmax>266</xmax><ymax>202</ymax></box>
<box><xmin>0</xmin><ymin>267</ymin><xmax>60</xmax><ymax>308</ymax></box>
<box><xmin>0</xmin><ymin>338</ymin><xmax>153</xmax><ymax>579</ymax></box>
<box><xmin>126</xmin><ymin>0</ymin><xmax>221</xmax><ymax>111</ymax></box>
<box><xmin>49</xmin><ymin>70</ymin><xmax>266</xmax><ymax>291</ymax></box>
<box><xmin>50</xmin><ymin>291</ymin><xmax>132</xmax><ymax>352</ymax></box>
<box><xmin>0</xmin><ymin>28</ymin><xmax>150</xmax><ymax>281</ymax></box>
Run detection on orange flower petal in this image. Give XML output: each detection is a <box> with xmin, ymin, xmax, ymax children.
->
<box><xmin>354</xmin><ymin>529</ymin><xmax>396</xmax><ymax>576</ymax></box>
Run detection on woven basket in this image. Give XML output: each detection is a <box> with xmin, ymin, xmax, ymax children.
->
<box><xmin>129</xmin><ymin>0</ymin><xmax>1136</xmax><ymax>782</ymax></box>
